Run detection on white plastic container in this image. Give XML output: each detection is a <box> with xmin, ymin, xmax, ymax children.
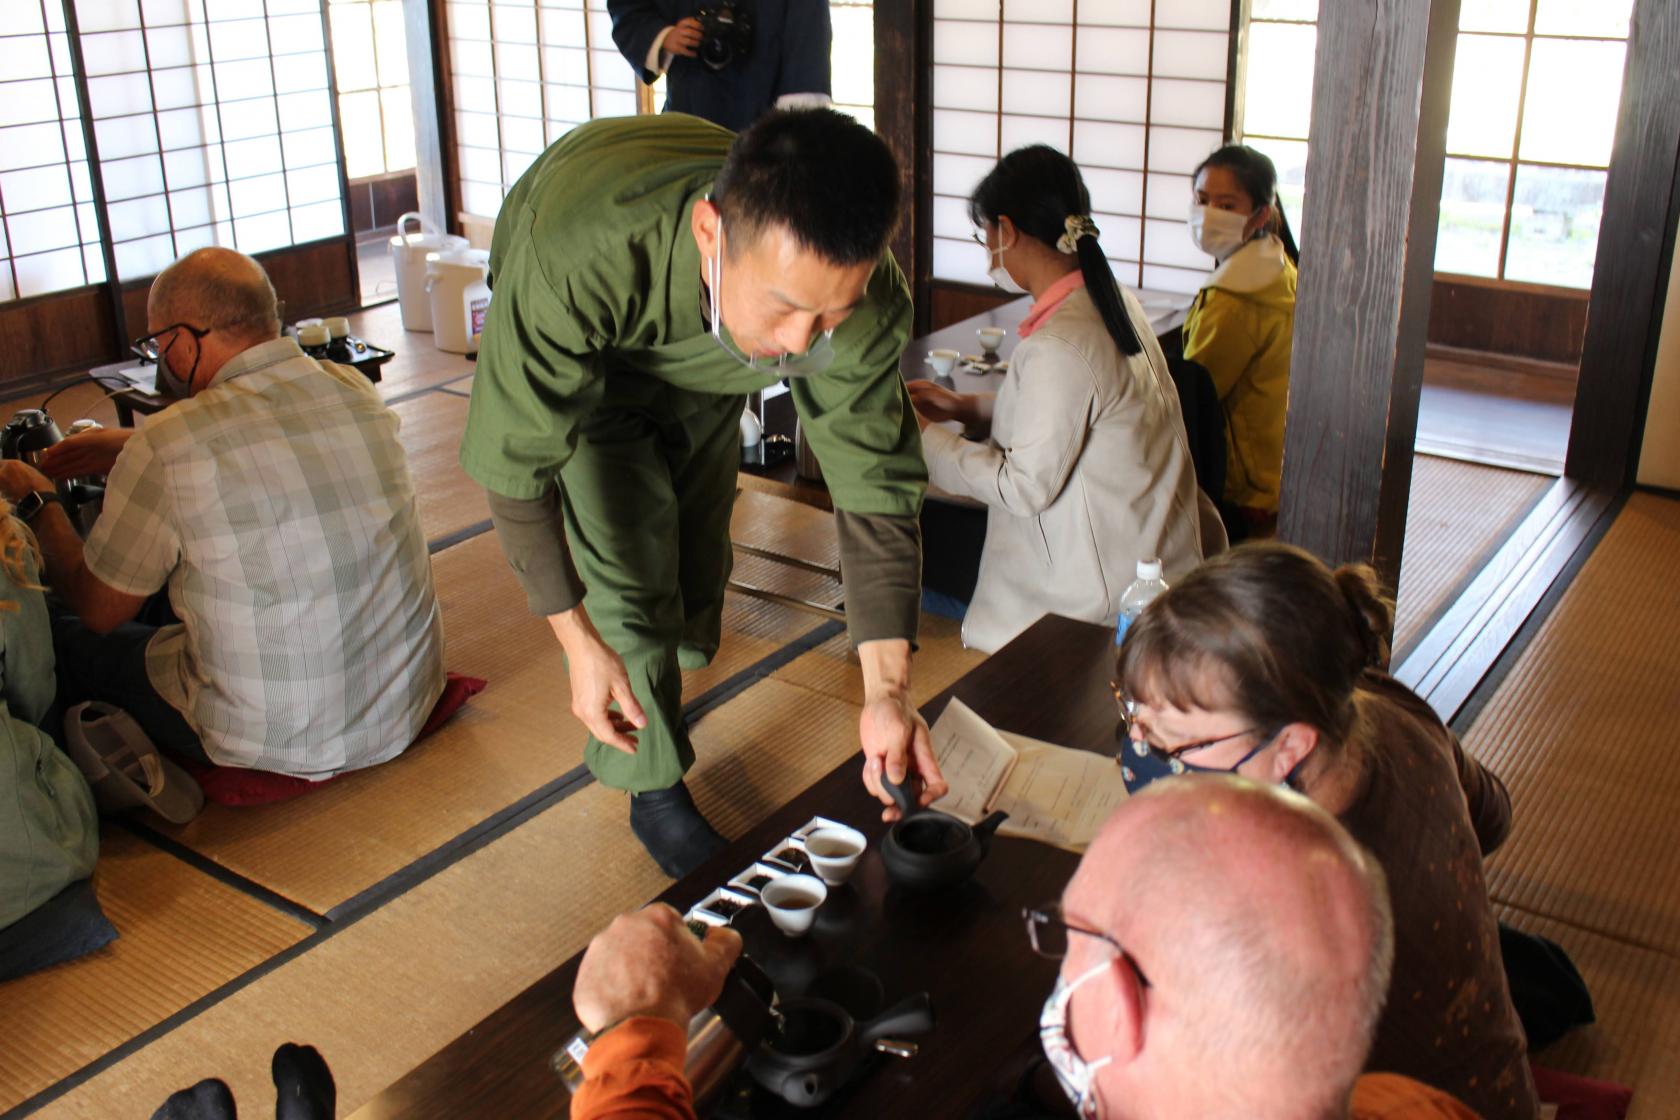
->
<box><xmin>426</xmin><ymin>248</ymin><xmax>492</xmax><ymax>354</ymax></box>
<box><xmin>390</xmin><ymin>212</ymin><xmax>468</xmax><ymax>332</ymax></box>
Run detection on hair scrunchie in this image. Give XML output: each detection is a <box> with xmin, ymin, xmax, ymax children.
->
<box><xmin>1056</xmin><ymin>214</ymin><xmax>1100</xmax><ymax>254</ymax></box>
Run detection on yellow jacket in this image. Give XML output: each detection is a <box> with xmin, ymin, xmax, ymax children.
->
<box><xmin>1183</xmin><ymin>236</ymin><xmax>1297</xmax><ymax>512</ymax></box>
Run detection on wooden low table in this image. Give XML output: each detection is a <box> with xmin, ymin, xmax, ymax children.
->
<box><xmin>351</xmin><ymin>615</ymin><xmax>1120</xmax><ymax>1119</ymax></box>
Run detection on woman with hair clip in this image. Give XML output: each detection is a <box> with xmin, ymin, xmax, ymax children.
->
<box><xmin>1114</xmin><ymin>542</ymin><xmax>1538</xmax><ymax>1120</ymax></box>
<box><xmin>0</xmin><ymin>494</ymin><xmax>105</xmax><ymax>981</ymax></box>
<box><xmin>908</xmin><ymin>144</ymin><xmax>1206</xmax><ymax>654</ymax></box>
<box><xmin>1183</xmin><ymin>144</ymin><xmax>1300</xmax><ymax>540</ymax></box>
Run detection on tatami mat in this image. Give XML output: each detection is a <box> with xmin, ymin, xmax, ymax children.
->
<box><xmin>730</xmin><ymin>546</ymin><xmax>845</xmax><ymax>613</ymax></box>
<box><xmin>771</xmin><ymin>610</ymin><xmax>989</xmax><ymax>709</ymax></box>
<box><xmin>37</xmin><ymin>683</ymin><xmax>866</xmax><ymax>1119</ymax></box>
<box><xmin>0</xmin><ymin>830</ymin><xmax>312</xmax><ymax>1114</ymax></box>
<box><xmin>1393</xmin><ymin>455</ymin><xmax>1551</xmax><ymax>658</ymax></box>
<box><xmin>355</xmin><ymin>304</ymin><xmax>476</xmax><ymax>400</ymax></box>
<box><xmin>388</xmin><ymin>389</ymin><xmax>487</xmax><ymax>547</ymax></box>
<box><xmin>1466</xmin><ymin>493</ymin><xmax>1680</xmax><ymax>954</ymax></box>
<box><xmin>136</xmin><ymin>533</ymin><xmax>827</xmax><ymax>917</ymax></box>
<box><xmin>730</xmin><ymin>488</ymin><xmax>840</xmax><ymax>574</ymax></box>
<box><xmin>1498</xmin><ymin>907</ymin><xmax>1680</xmax><ymax>1118</ymax></box>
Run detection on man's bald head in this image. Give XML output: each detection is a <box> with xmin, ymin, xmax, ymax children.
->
<box><xmin>1063</xmin><ymin>776</ymin><xmax>1393</xmax><ymax>1118</ymax></box>
<box><xmin>147</xmin><ymin>248</ymin><xmax>281</xmax><ymax>345</ymax></box>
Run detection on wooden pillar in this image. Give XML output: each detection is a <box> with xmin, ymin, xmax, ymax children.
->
<box><xmin>1276</xmin><ymin>0</ymin><xmax>1461</xmax><ymax>591</ymax></box>
<box><xmin>1565</xmin><ymin>0</ymin><xmax>1680</xmax><ymax>488</ymax></box>
<box><xmin>874</xmin><ymin>0</ymin><xmax>927</xmax><ymax>326</ymax></box>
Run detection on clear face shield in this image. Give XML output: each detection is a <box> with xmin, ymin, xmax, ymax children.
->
<box><xmin>706</xmin><ymin>214</ymin><xmax>836</xmax><ymax>378</ymax></box>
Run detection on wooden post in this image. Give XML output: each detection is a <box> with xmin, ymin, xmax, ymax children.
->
<box><xmin>874</xmin><ymin>0</ymin><xmax>925</xmax><ymax>323</ymax></box>
<box><xmin>1276</xmin><ymin>0</ymin><xmax>1460</xmax><ymax>591</ymax></box>
<box><xmin>1565</xmin><ymin>0</ymin><xmax>1680</xmax><ymax>487</ymax></box>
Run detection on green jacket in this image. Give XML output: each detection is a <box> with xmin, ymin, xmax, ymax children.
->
<box><xmin>1183</xmin><ymin>235</ymin><xmax>1297</xmax><ymax>512</ymax></box>
<box><xmin>1</xmin><ymin>553</ymin><xmax>98</xmax><ymax>931</ymax></box>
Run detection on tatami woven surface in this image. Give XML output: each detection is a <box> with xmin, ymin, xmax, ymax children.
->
<box><xmin>1393</xmin><ymin>455</ymin><xmax>1551</xmax><ymax>658</ymax></box>
<box><xmin>0</xmin><ymin>831</ymin><xmax>312</xmax><ymax>1114</ymax></box>
<box><xmin>37</xmin><ymin>684</ymin><xmax>865</xmax><ymax>1119</ymax></box>
<box><xmin>730</xmin><ymin>488</ymin><xmax>841</xmax><ymax>574</ymax></box>
<box><xmin>730</xmin><ymin>546</ymin><xmax>845</xmax><ymax>613</ymax></box>
<box><xmin>388</xmin><ymin>390</ymin><xmax>486</xmax><ymax>546</ymax></box>
<box><xmin>1467</xmin><ymin>493</ymin><xmax>1680</xmax><ymax>955</ymax></box>
<box><xmin>772</xmin><ymin>611</ymin><xmax>988</xmax><ymax>708</ymax></box>
<box><xmin>138</xmin><ymin>533</ymin><xmax>818</xmax><ymax>917</ymax></box>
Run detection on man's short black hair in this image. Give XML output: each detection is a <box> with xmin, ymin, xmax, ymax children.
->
<box><xmin>712</xmin><ymin>108</ymin><xmax>901</xmax><ymax>266</ymax></box>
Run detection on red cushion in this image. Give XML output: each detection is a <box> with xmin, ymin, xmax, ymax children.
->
<box><xmin>179</xmin><ymin>673</ymin><xmax>487</xmax><ymax>808</ymax></box>
<box><xmin>1532</xmin><ymin>1062</ymin><xmax>1633</xmax><ymax>1120</ymax></box>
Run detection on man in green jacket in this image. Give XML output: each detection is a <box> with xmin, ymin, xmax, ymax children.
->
<box><xmin>460</xmin><ymin>108</ymin><xmax>947</xmax><ymax>877</ymax></box>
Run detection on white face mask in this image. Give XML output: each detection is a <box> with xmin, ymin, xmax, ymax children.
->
<box><xmin>1039</xmin><ymin>960</ymin><xmax>1115</xmax><ymax>1119</ymax></box>
<box><xmin>1188</xmin><ymin>204</ymin><xmax>1252</xmax><ymax>261</ymax></box>
<box><xmin>987</xmin><ymin>242</ymin><xmax>1027</xmax><ymax>295</ymax></box>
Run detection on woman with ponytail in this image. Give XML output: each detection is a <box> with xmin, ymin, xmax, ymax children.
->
<box><xmin>908</xmin><ymin>145</ymin><xmax>1206</xmax><ymax>654</ymax></box>
<box><xmin>1113</xmin><ymin>541</ymin><xmax>1538</xmax><ymax>1120</ymax></box>
<box><xmin>1183</xmin><ymin>144</ymin><xmax>1299</xmax><ymax>539</ymax></box>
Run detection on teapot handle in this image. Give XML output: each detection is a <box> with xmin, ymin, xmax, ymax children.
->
<box><xmin>882</xmin><ymin>771</ymin><xmax>919</xmax><ymax>818</ymax></box>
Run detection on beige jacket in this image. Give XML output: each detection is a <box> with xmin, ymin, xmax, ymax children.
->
<box><xmin>921</xmin><ymin>286</ymin><xmax>1204</xmax><ymax>653</ymax></box>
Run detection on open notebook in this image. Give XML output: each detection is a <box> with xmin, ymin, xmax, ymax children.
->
<box><xmin>928</xmin><ymin>698</ymin><xmax>1128</xmax><ymax>854</ymax></box>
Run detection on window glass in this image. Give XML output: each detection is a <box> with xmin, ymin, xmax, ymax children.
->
<box><xmin>1503</xmin><ymin>163</ymin><xmax>1605</xmax><ymax>287</ymax></box>
<box><xmin>1434</xmin><ymin>157</ymin><xmax>1509</xmax><ymax>278</ymax></box>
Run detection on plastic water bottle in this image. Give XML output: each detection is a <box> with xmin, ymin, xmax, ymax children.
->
<box><xmin>1115</xmin><ymin>559</ymin><xmax>1168</xmax><ymax>646</ymax></box>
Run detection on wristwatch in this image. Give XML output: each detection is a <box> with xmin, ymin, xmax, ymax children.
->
<box><xmin>12</xmin><ymin>490</ymin><xmax>62</xmax><ymax>524</ymax></box>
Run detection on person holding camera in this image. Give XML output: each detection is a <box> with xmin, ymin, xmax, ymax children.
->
<box><xmin>607</xmin><ymin>0</ymin><xmax>833</xmax><ymax>132</ymax></box>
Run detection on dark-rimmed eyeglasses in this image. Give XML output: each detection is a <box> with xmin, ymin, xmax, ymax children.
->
<box><xmin>130</xmin><ymin>322</ymin><xmax>208</xmax><ymax>365</ymax></box>
<box><xmin>1023</xmin><ymin>902</ymin><xmax>1150</xmax><ymax>989</ymax></box>
<box><xmin>1110</xmin><ymin>682</ymin><xmax>1268</xmax><ymax>765</ymax></box>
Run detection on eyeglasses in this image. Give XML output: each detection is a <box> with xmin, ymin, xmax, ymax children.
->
<box><xmin>1110</xmin><ymin>683</ymin><xmax>1268</xmax><ymax>766</ymax></box>
<box><xmin>131</xmin><ymin>322</ymin><xmax>208</xmax><ymax>364</ymax></box>
<box><xmin>1023</xmin><ymin>902</ymin><xmax>1150</xmax><ymax>989</ymax></box>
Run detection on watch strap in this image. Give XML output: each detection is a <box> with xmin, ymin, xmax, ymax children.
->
<box><xmin>14</xmin><ymin>490</ymin><xmax>62</xmax><ymax>523</ymax></box>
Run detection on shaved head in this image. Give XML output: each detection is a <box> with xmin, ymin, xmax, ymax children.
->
<box><xmin>147</xmin><ymin>247</ymin><xmax>281</xmax><ymax>344</ymax></box>
<box><xmin>1064</xmin><ymin>776</ymin><xmax>1393</xmax><ymax>1118</ymax></box>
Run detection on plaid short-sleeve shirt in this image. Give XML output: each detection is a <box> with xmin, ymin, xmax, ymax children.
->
<box><xmin>84</xmin><ymin>337</ymin><xmax>445</xmax><ymax>777</ymax></box>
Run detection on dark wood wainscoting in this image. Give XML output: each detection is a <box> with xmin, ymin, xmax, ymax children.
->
<box><xmin>928</xmin><ymin>281</ymin><xmax>1013</xmax><ymax>333</ymax></box>
<box><xmin>1428</xmin><ymin>276</ymin><xmax>1590</xmax><ymax>365</ymax></box>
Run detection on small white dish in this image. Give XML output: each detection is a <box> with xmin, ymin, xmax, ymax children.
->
<box><xmin>761</xmin><ymin>874</ymin><xmax>828</xmax><ymax>938</ymax></box>
<box><xmin>926</xmin><ymin>348</ymin><xmax>961</xmax><ymax>377</ymax></box>
<box><xmin>977</xmin><ymin>326</ymin><xmax>1006</xmax><ymax>355</ymax></box>
<box><xmin>804</xmin><ymin>825</ymin><xmax>866</xmax><ymax>886</ymax></box>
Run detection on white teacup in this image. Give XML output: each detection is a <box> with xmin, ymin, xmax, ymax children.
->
<box><xmin>926</xmin><ymin>348</ymin><xmax>961</xmax><ymax>377</ymax></box>
<box><xmin>804</xmin><ymin>826</ymin><xmax>866</xmax><ymax>885</ymax></box>
<box><xmin>760</xmin><ymin>874</ymin><xmax>828</xmax><ymax>938</ymax></box>
<box><xmin>977</xmin><ymin>326</ymin><xmax>1006</xmax><ymax>356</ymax></box>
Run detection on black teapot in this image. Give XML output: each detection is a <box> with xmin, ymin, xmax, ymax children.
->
<box><xmin>746</xmin><ymin>991</ymin><xmax>933</xmax><ymax>1108</ymax></box>
<box><xmin>879</xmin><ymin>774</ymin><xmax>1008</xmax><ymax>891</ymax></box>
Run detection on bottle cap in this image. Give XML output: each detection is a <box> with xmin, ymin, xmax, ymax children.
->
<box><xmin>298</xmin><ymin>324</ymin><xmax>330</xmax><ymax>347</ymax></box>
<box><xmin>324</xmin><ymin>316</ymin><xmax>350</xmax><ymax>338</ymax></box>
<box><xmin>1137</xmin><ymin>558</ymin><xmax>1163</xmax><ymax>581</ymax></box>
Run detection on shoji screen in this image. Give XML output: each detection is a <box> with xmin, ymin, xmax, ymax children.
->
<box><xmin>1</xmin><ymin>0</ymin><xmax>105</xmax><ymax>300</ymax></box>
<box><xmin>327</xmin><ymin>0</ymin><xmax>416</xmax><ymax>179</ymax></box>
<box><xmin>447</xmin><ymin>0</ymin><xmax>634</xmax><ymax>220</ymax></box>
<box><xmin>72</xmin><ymin>0</ymin><xmax>347</xmax><ymax>283</ymax></box>
<box><xmin>930</xmin><ymin>0</ymin><xmax>1229</xmax><ymax>295</ymax></box>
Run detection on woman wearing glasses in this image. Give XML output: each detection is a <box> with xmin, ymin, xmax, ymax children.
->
<box><xmin>908</xmin><ymin>146</ymin><xmax>1207</xmax><ymax>654</ymax></box>
<box><xmin>1113</xmin><ymin>542</ymin><xmax>1536</xmax><ymax>1120</ymax></box>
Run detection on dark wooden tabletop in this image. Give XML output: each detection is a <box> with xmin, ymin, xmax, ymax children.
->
<box><xmin>350</xmin><ymin>614</ymin><xmax>1120</xmax><ymax>1120</ymax></box>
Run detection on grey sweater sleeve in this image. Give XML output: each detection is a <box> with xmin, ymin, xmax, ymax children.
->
<box><xmin>485</xmin><ymin>487</ymin><xmax>584</xmax><ymax>617</ymax></box>
<box><xmin>834</xmin><ymin>509</ymin><xmax>922</xmax><ymax>649</ymax></box>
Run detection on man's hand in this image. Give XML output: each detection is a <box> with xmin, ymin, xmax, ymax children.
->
<box><xmin>0</xmin><ymin>460</ymin><xmax>54</xmax><ymax>504</ymax></box>
<box><xmin>906</xmin><ymin>380</ymin><xmax>973</xmax><ymax>427</ymax></box>
<box><xmin>549</xmin><ymin>604</ymin><xmax>647</xmax><ymax>753</ymax></box>
<box><xmin>38</xmin><ymin>428</ymin><xmax>133</xmax><ymax>483</ymax></box>
<box><xmin>856</xmin><ymin>639</ymin><xmax>948</xmax><ymax>821</ymax></box>
<box><xmin>573</xmin><ymin>904</ymin><xmax>743</xmax><ymax>1033</ymax></box>
<box><xmin>665</xmin><ymin>17</ymin><xmax>704</xmax><ymax>58</ymax></box>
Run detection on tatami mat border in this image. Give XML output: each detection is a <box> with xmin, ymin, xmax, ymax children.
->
<box><xmin>426</xmin><ymin>517</ymin><xmax>494</xmax><ymax>555</ymax></box>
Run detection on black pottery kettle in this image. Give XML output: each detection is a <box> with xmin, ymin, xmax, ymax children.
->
<box><xmin>746</xmin><ymin>991</ymin><xmax>934</xmax><ymax>1108</ymax></box>
<box><xmin>880</xmin><ymin>774</ymin><xmax>1009</xmax><ymax>891</ymax></box>
<box><xmin>1</xmin><ymin>409</ymin><xmax>63</xmax><ymax>469</ymax></box>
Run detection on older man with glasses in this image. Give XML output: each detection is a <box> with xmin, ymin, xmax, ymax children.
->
<box><xmin>0</xmin><ymin>247</ymin><xmax>444</xmax><ymax>782</ymax></box>
<box><xmin>560</xmin><ymin>777</ymin><xmax>1478</xmax><ymax>1119</ymax></box>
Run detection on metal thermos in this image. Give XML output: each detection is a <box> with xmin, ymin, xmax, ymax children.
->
<box><xmin>553</xmin><ymin>953</ymin><xmax>777</xmax><ymax>1110</ymax></box>
<box><xmin>1</xmin><ymin>409</ymin><xmax>63</xmax><ymax>471</ymax></box>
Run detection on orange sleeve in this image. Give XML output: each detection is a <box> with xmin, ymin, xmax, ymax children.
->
<box><xmin>1349</xmin><ymin>1073</ymin><xmax>1483</xmax><ymax>1119</ymax></box>
<box><xmin>569</xmin><ymin>1017</ymin><xmax>696</xmax><ymax>1120</ymax></box>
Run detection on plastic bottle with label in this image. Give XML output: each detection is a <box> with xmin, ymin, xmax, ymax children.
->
<box><xmin>1115</xmin><ymin>558</ymin><xmax>1169</xmax><ymax>646</ymax></box>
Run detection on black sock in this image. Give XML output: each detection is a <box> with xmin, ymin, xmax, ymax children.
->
<box><xmin>150</xmin><ymin>1079</ymin><xmax>237</xmax><ymax>1120</ymax></box>
<box><xmin>272</xmin><ymin>1043</ymin><xmax>335</xmax><ymax>1120</ymax></box>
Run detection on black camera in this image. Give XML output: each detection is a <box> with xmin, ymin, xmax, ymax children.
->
<box><xmin>696</xmin><ymin>2</ymin><xmax>752</xmax><ymax>72</ymax></box>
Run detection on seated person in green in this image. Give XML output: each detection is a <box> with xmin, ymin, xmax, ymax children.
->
<box><xmin>461</xmin><ymin>109</ymin><xmax>945</xmax><ymax>879</ymax></box>
<box><xmin>1181</xmin><ymin>145</ymin><xmax>1299</xmax><ymax>540</ymax></box>
<box><xmin>1115</xmin><ymin>542</ymin><xmax>1538</xmax><ymax>1119</ymax></box>
<box><xmin>0</xmin><ymin>494</ymin><xmax>105</xmax><ymax>981</ymax></box>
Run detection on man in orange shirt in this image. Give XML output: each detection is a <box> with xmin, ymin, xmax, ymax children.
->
<box><xmin>568</xmin><ymin>777</ymin><xmax>1480</xmax><ymax>1119</ymax></box>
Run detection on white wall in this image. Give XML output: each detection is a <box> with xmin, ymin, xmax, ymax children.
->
<box><xmin>1637</xmin><ymin>238</ymin><xmax>1680</xmax><ymax>488</ymax></box>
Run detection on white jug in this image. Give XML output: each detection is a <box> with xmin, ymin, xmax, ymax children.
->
<box><xmin>390</xmin><ymin>212</ymin><xmax>468</xmax><ymax>332</ymax></box>
<box><xmin>426</xmin><ymin>249</ymin><xmax>492</xmax><ymax>354</ymax></box>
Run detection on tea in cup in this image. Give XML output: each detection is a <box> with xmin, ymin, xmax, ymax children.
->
<box><xmin>804</xmin><ymin>826</ymin><xmax>866</xmax><ymax>885</ymax></box>
<box><xmin>977</xmin><ymin>326</ymin><xmax>1006</xmax><ymax>356</ymax></box>
<box><xmin>761</xmin><ymin>874</ymin><xmax>828</xmax><ymax>937</ymax></box>
<box><xmin>926</xmin><ymin>348</ymin><xmax>961</xmax><ymax>378</ymax></box>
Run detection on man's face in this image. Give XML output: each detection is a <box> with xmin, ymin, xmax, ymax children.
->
<box><xmin>692</xmin><ymin>201</ymin><xmax>874</xmax><ymax>360</ymax></box>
